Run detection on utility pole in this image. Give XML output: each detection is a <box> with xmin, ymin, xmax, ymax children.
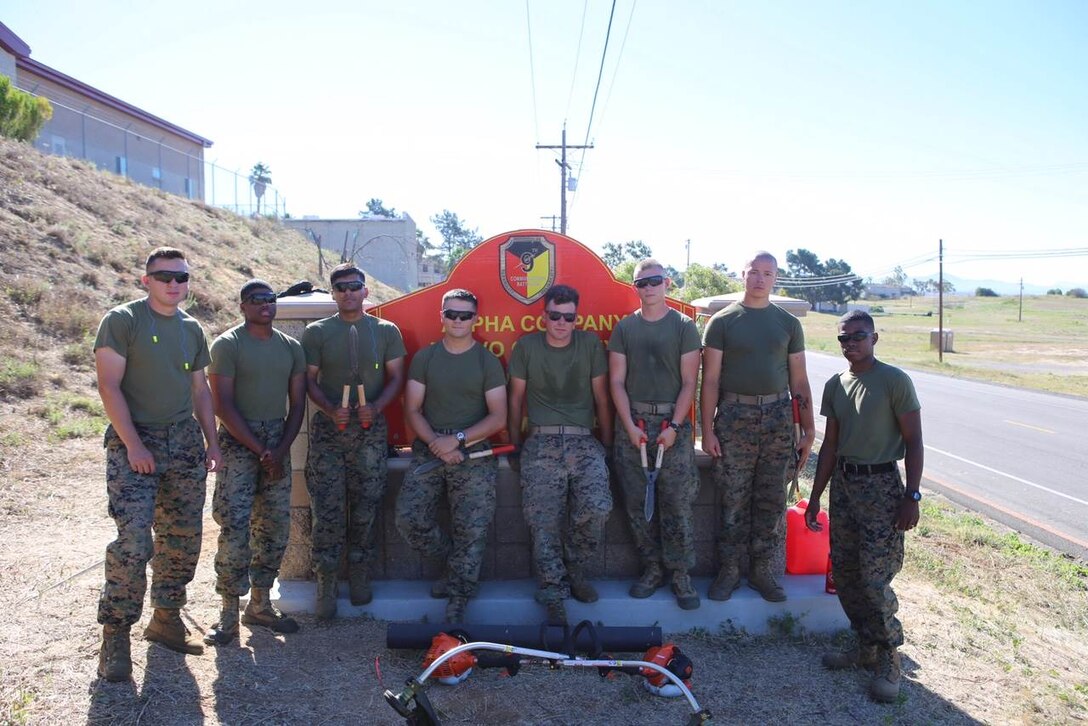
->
<box><xmin>685</xmin><ymin>239</ymin><xmax>691</xmax><ymax>271</ymax></box>
<box><xmin>539</xmin><ymin>215</ymin><xmax>559</xmax><ymax>232</ymax></box>
<box><xmin>536</xmin><ymin>124</ymin><xmax>593</xmax><ymax>235</ymax></box>
<box><xmin>938</xmin><ymin>238</ymin><xmax>944</xmax><ymax>363</ymax></box>
<box><xmin>1018</xmin><ymin>277</ymin><xmax>1024</xmax><ymax>322</ymax></box>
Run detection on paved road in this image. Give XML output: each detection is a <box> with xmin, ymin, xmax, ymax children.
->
<box><xmin>805</xmin><ymin>351</ymin><xmax>1088</xmax><ymax>561</ymax></box>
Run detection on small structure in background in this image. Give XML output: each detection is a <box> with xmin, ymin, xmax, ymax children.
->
<box><xmin>285</xmin><ymin>214</ymin><xmax>420</xmax><ymax>294</ymax></box>
<box><xmin>690</xmin><ymin>292</ymin><xmax>811</xmax><ymax>318</ymax></box>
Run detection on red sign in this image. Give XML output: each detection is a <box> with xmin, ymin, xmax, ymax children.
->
<box><xmin>371</xmin><ymin>229</ymin><xmax>695</xmax><ymax>445</ymax></box>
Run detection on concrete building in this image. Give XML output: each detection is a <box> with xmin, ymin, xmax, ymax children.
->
<box><xmin>285</xmin><ymin>214</ymin><xmax>419</xmax><ymax>293</ymax></box>
<box><xmin>0</xmin><ymin>21</ymin><xmax>212</xmax><ymax>199</ymax></box>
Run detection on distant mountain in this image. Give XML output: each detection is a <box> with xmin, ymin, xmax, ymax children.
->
<box><xmin>941</xmin><ymin>274</ymin><xmax>1074</xmax><ymax>296</ymax></box>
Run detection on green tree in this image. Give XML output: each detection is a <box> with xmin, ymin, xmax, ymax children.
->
<box><xmin>674</xmin><ymin>263</ymin><xmax>741</xmax><ymax>303</ymax></box>
<box><xmin>361</xmin><ymin>198</ymin><xmax>397</xmax><ymax>217</ymax></box>
<box><xmin>430</xmin><ymin>210</ymin><xmax>482</xmax><ymax>266</ymax></box>
<box><xmin>249</xmin><ymin>162</ymin><xmax>271</xmax><ymax>215</ymax></box>
<box><xmin>0</xmin><ymin>75</ymin><xmax>53</xmax><ymax>142</ymax></box>
<box><xmin>975</xmin><ymin>287</ymin><xmax>999</xmax><ymax>297</ymax></box>
<box><xmin>1066</xmin><ymin>288</ymin><xmax>1087</xmax><ymax>299</ymax></box>
<box><xmin>601</xmin><ymin>241</ymin><xmax>653</xmax><ymax>268</ymax></box>
<box><xmin>784</xmin><ymin>248</ymin><xmax>865</xmax><ymax>305</ymax></box>
<box><xmin>882</xmin><ymin>265</ymin><xmax>907</xmax><ymax>287</ymax></box>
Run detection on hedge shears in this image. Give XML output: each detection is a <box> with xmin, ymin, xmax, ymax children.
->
<box><xmin>638</xmin><ymin>419</ymin><xmax>668</xmax><ymax>522</ymax></box>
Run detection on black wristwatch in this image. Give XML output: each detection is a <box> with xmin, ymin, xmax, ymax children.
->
<box><xmin>455</xmin><ymin>431</ymin><xmax>467</xmax><ymax>448</ymax></box>
<box><xmin>905</xmin><ymin>490</ymin><xmax>922</xmax><ymax>502</ymax></box>
<box><xmin>667</xmin><ymin>421</ymin><xmax>682</xmax><ymax>433</ymax></box>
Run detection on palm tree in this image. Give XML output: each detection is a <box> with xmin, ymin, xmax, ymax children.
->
<box><xmin>249</xmin><ymin>162</ymin><xmax>271</xmax><ymax>215</ymax></box>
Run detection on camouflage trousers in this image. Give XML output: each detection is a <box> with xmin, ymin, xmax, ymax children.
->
<box><xmin>305</xmin><ymin>412</ymin><xmax>388</xmax><ymax>574</ymax></box>
<box><xmin>212</xmin><ymin>420</ymin><xmax>291</xmax><ymax>597</ymax></box>
<box><xmin>613</xmin><ymin>413</ymin><xmax>699</xmax><ymax>572</ymax></box>
<box><xmin>830</xmin><ymin>467</ymin><xmax>905</xmax><ymax>648</ymax></box>
<box><xmin>98</xmin><ymin>419</ymin><xmax>207</xmax><ymax>627</ymax></box>
<box><xmin>395</xmin><ymin>439</ymin><xmax>498</xmax><ymax>598</ymax></box>
<box><xmin>521</xmin><ymin>433</ymin><xmax>612</xmax><ymax>602</ymax></box>
<box><xmin>712</xmin><ymin>398</ymin><xmax>793</xmax><ymax>564</ymax></box>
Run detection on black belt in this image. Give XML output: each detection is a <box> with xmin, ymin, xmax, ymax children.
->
<box><xmin>630</xmin><ymin>401</ymin><xmax>675</xmax><ymax>415</ymax></box>
<box><xmin>720</xmin><ymin>390</ymin><xmax>790</xmax><ymax>406</ymax></box>
<box><xmin>839</xmin><ymin>459</ymin><xmax>897</xmax><ymax>475</ymax></box>
<box><xmin>530</xmin><ymin>425</ymin><xmax>592</xmax><ymax>436</ymax></box>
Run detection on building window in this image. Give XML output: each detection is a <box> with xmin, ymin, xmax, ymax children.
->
<box><xmin>184</xmin><ymin>178</ymin><xmax>193</xmax><ymax>199</ymax></box>
<box><xmin>115</xmin><ymin>156</ymin><xmax>127</xmax><ymax>176</ymax></box>
<box><xmin>51</xmin><ymin>135</ymin><xmax>67</xmax><ymax>156</ymax></box>
<box><xmin>152</xmin><ymin>166</ymin><xmax>162</xmax><ymax>181</ymax></box>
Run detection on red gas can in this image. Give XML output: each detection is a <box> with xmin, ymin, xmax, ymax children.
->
<box><xmin>785</xmin><ymin>499</ymin><xmax>830</xmax><ymax>575</ymax></box>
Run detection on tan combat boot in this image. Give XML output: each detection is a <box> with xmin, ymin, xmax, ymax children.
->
<box><xmin>348</xmin><ymin>564</ymin><xmax>372</xmax><ymax>606</ymax></box>
<box><xmin>869</xmin><ymin>647</ymin><xmax>902</xmax><ymax>703</ymax></box>
<box><xmin>243</xmin><ymin>587</ymin><xmax>299</xmax><ymax>633</ymax></box>
<box><xmin>747</xmin><ymin>559</ymin><xmax>786</xmax><ymax>602</ymax></box>
<box><xmin>446</xmin><ymin>596</ymin><xmax>469</xmax><ymax>624</ymax></box>
<box><xmin>314</xmin><ymin>570</ymin><xmax>338</xmax><ymax>620</ymax></box>
<box><xmin>567</xmin><ymin>566</ymin><xmax>599</xmax><ymax>603</ymax></box>
<box><xmin>822</xmin><ymin>642</ymin><xmax>879</xmax><ymax>671</ymax></box>
<box><xmin>671</xmin><ymin>571</ymin><xmax>701</xmax><ymax>610</ymax></box>
<box><xmin>97</xmin><ymin>624</ymin><xmax>132</xmax><ymax>682</ymax></box>
<box><xmin>204</xmin><ymin>596</ymin><xmax>240</xmax><ymax>646</ymax></box>
<box><xmin>144</xmin><ymin>608</ymin><xmax>204</xmax><ymax>655</ymax></box>
<box><xmin>629</xmin><ymin>562</ymin><xmax>664</xmax><ymax>599</ymax></box>
<box><xmin>707</xmin><ymin>560</ymin><xmax>741</xmax><ymax>601</ymax></box>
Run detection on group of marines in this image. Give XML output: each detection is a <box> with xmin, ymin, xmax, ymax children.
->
<box><xmin>93</xmin><ymin>245</ymin><xmax>922</xmax><ymax>704</ymax></box>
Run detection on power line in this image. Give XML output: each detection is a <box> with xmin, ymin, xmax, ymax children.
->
<box><xmin>564</xmin><ymin>0</ymin><xmax>589</xmax><ymax>122</ymax></box>
<box><xmin>578</xmin><ymin>0</ymin><xmax>617</xmax><ymax>172</ymax></box>
<box><xmin>525</xmin><ymin>0</ymin><xmax>540</xmax><ymax>142</ymax></box>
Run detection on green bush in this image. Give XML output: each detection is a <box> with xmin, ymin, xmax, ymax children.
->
<box><xmin>1067</xmin><ymin>288</ymin><xmax>1087</xmax><ymax>299</ymax></box>
<box><xmin>0</xmin><ymin>75</ymin><xmax>53</xmax><ymax>142</ymax></box>
<box><xmin>975</xmin><ymin>287</ymin><xmax>999</xmax><ymax>297</ymax></box>
<box><xmin>1046</xmin><ymin>288</ymin><xmax>1063</xmax><ymax>295</ymax></box>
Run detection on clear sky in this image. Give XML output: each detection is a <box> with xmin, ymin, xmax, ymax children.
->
<box><xmin>4</xmin><ymin>1</ymin><xmax>1086</xmax><ymax>289</ymax></box>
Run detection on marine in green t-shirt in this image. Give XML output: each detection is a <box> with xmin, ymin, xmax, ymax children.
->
<box><xmin>607</xmin><ymin>259</ymin><xmax>703</xmax><ymax>610</ymax></box>
<box><xmin>395</xmin><ymin>289</ymin><xmax>508</xmax><ymax>623</ymax></box>
<box><xmin>204</xmin><ymin>279</ymin><xmax>308</xmax><ymax>644</ymax></box>
<box><xmin>804</xmin><ymin>310</ymin><xmax>924</xmax><ymax>704</ymax></box>
<box><xmin>92</xmin><ymin>247</ymin><xmax>222</xmax><ymax>680</ymax></box>
<box><xmin>507</xmin><ymin>284</ymin><xmax>613</xmax><ymax>623</ymax></box>
<box><xmin>299</xmin><ymin>263</ymin><xmax>406</xmax><ymax>620</ymax></box>
<box><xmin>699</xmin><ymin>251</ymin><xmax>815</xmax><ymax>604</ymax></box>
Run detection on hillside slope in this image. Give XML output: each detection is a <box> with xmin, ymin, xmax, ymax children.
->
<box><xmin>0</xmin><ymin>136</ymin><xmax>397</xmax><ymax>476</ymax></box>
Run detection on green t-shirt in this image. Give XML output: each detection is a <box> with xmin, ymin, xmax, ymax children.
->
<box><xmin>608</xmin><ymin>308</ymin><xmax>701</xmax><ymax>403</ymax></box>
<box><xmin>507</xmin><ymin>330</ymin><xmax>606</xmax><ymax>428</ymax></box>
<box><xmin>209</xmin><ymin>325</ymin><xmax>306</xmax><ymax>421</ymax></box>
<box><xmin>301</xmin><ymin>314</ymin><xmax>407</xmax><ymax>405</ymax></box>
<box><xmin>408</xmin><ymin>341</ymin><xmax>505</xmax><ymax>431</ymax></box>
<box><xmin>93</xmin><ymin>298</ymin><xmax>210</xmax><ymax>426</ymax></box>
<box><xmin>702</xmin><ymin>302</ymin><xmax>805</xmax><ymax>396</ymax></box>
<box><xmin>821</xmin><ymin>360</ymin><xmax>920</xmax><ymax>464</ymax></box>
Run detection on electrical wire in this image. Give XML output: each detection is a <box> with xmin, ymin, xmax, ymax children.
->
<box><xmin>578</xmin><ymin>0</ymin><xmax>617</xmax><ymax>169</ymax></box>
<box><xmin>564</xmin><ymin>0</ymin><xmax>589</xmax><ymax>122</ymax></box>
<box><xmin>526</xmin><ymin>0</ymin><xmax>540</xmax><ymax>143</ymax></box>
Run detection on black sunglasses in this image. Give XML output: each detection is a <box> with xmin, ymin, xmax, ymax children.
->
<box><xmin>244</xmin><ymin>292</ymin><xmax>277</xmax><ymax>305</ymax></box>
<box><xmin>634</xmin><ymin>275</ymin><xmax>664</xmax><ymax>289</ymax></box>
<box><xmin>546</xmin><ymin>311</ymin><xmax>577</xmax><ymax>323</ymax></box>
<box><xmin>837</xmin><ymin>331</ymin><xmax>873</xmax><ymax>343</ymax></box>
<box><xmin>148</xmin><ymin>270</ymin><xmax>190</xmax><ymax>284</ymax></box>
<box><xmin>442</xmin><ymin>309</ymin><xmax>476</xmax><ymax>321</ymax></box>
<box><xmin>332</xmin><ymin>280</ymin><xmax>365</xmax><ymax>293</ymax></box>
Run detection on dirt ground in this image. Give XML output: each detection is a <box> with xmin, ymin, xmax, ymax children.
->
<box><xmin>3</xmin><ymin>419</ymin><xmax>1087</xmax><ymax>726</ymax></box>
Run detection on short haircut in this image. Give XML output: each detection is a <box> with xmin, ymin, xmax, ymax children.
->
<box><xmin>839</xmin><ymin>310</ymin><xmax>875</xmax><ymax>329</ymax></box>
<box><xmin>240</xmin><ymin>278</ymin><xmax>273</xmax><ymax>301</ymax></box>
<box><xmin>544</xmin><ymin>284</ymin><xmax>579</xmax><ymax>308</ymax></box>
<box><xmin>146</xmin><ymin>247</ymin><xmax>186</xmax><ymax>270</ymax></box>
<box><xmin>744</xmin><ymin>251</ymin><xmax>778</xmax><ymax>272</ymax></box>
<box><xmin>442</xmin><ymin>288</ymin><xmax>478</xmax><ymax>310</ymax></box>
<box><xmin>633</xmin><ymin>258</ymin><xmax>665</xmax><ymax>279</ymax></box>
<box><xmin>330</xmin><ymin>263</ymin><xmax>366</xmax><ymax>286</ymax></box>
